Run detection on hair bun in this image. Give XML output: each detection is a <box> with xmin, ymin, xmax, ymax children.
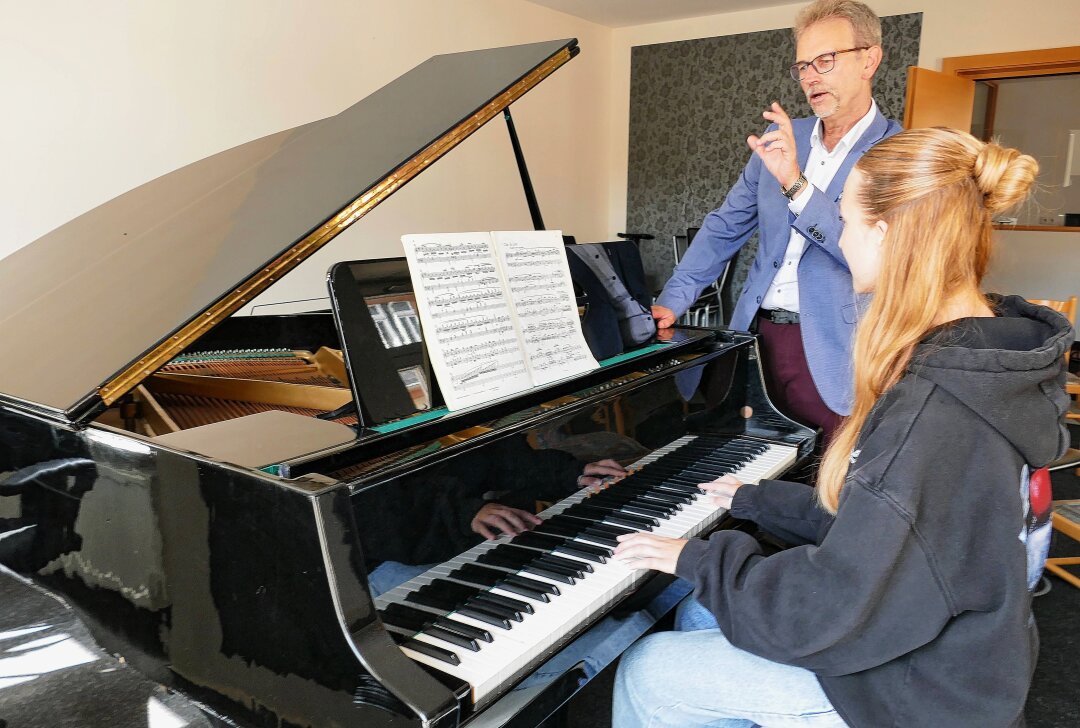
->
<box><xmin>973</xmin><ymin>142</ymin><xmax>1038</xmax><ymax>215</ymax></box>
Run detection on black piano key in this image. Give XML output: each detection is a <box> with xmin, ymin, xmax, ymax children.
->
<box><xmin>536</xmin><ymin>552</ymin><xmax>593</xmax><ymax>574</ymax></box>
<box><xmin>496</xmin><ymin>578</ymin><xmax>552</xmax><ymax>602</ymax></box>
<box><xmin>485</xmin><ymin>545</ymin><xmax>538</xmax><ymax>568</ymax></box>
<box><xmin>607</xmin><ymin>483</ymin><xmax>690</xmax><ymax>505</ymax></box>
<box><xmin>543</xmin><ymin>515</ymin><xmax>633</xmax><ymax>544</ymax></box>
<box><xmin>521</xmin><ymin>563</ymin><xmax>576</xmax><ymax>584</ymax></box>
<box><xmin>409</xmin><ymin>579</ymin><xmax>494</xmax><ymax>617</ymax></box>
<box><xmin>643</xmin><ymin>461</ymin><xmax>744</xmax><ymax>479</ymax></box>
<box><xmin>555</xmin><ymin>543</ymin><xmax>609</xmax><ymax>563</ymax></box>
<box><xmin>645</xmin><ymin>450</ymin><xmax>751</xmax><ymax>466</ymax></box>
<box><xmin>566</xmin><ymin>504</ymin><xmax>658</xmax><ymax>529</ymax></box>
<box><xmin>457</xmin><ymin>606</ymin><xmax>513</xmax><ymax>630</ymax></box>
<box><xmin>444</xmin><ymin>565</ymin><xmax>494</xmax><ymax>587</ymax></box>
<box><xmin>584</xmin><ymin>493</ymin><xmax>673</xmax><ymax>518</ymax></box>
<box><xmin>474</xmin><ymin>591</ymin><xmax>533</xmax><ymax>615</ymax></box>
<box><xmin>512</xmin><ymin>531</ymin><xmax>571</xmax><ymax>551</ymax></box>
<box><xmin>405</xmin><ymin>589</ymin><xmax>458</xmax><ymax>612</ymax></box>
<box><xmin>403</xmin><ymin>638</ymin><xmax>459</xmax><ymax>666</ymax></box>
<box><xmin>424</xmin><ymin>625</ymin><xmax>480</xmax><ymax>652</ymax></box>
<box><xmin>534</xmin><ymin>556</ymin><xmax>585</xmax><ymax>580</ymax></box>
<box><xmin>560</xmin><ymin>540</ymin><xmax>613</xmax><ymax>558</ymax></box>
<box><xmin>379</xmin><ymin>603</ymin><xmax>433</xmax><ymax>633</ymax></box>
<box><xmin>433</xmin><ymin>616</ymin><xmax>493</xmax><ymax>643</ymax></box>
<box><xmin>477</xmin><ymin>550</ymin><xmax>529</xmax><ymax>571</ymax></box>
<box><xmin>532</xmin><ymin>520</ymin><xmax>582</xmax><ymax>539</ymax></box>
<box><xmin>448</xmin><ymin>564</ymin><xmax>501</xmax><ymax>588</ymax></box>
<box><xmin>632</xmin><ymin>473</ymin><xmax>715</xmax><ymax>491</ymax></box>
<box><xmin>510</xmin><ymin>531</ymin><xmax>605</xmax><ymax>564</ymax></box>
<box><xmin>415</xmin><ymin>577</ymin><xmax>528</xmax><ymax>623</ymax></box>
<box><xmin>582</xmin><ymin>520</ymin><xmax>637</xmax><ymax>538</ymax></box>
<box><xmin>503</xmin><ymin>574</ymin><xmax>560</xmax><ymax>597</ymax></box>
<box><xmin>576</xmin><ymin>529</ymin><xmax>619</xmax><ymax>547</ymax></box>
<box><xmin>466</xmin><ymin>596</ymin><xmax>523</xmax><ymax>622</ymax></box>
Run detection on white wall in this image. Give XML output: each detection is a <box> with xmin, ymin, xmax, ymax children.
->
<box><xmin>605</xmin><ymin>0</ymin><xmax>1080</xmax><ymax>303</ymax></box>
<box><xmin>4</xmin><ymin>0</ymin><xmax>1077</xmax><ymax>313</ymax></box>
<box><xmin>0</xmin><ymin>0</ymin><xmax>613</xmax><ymax>312</ymax></box>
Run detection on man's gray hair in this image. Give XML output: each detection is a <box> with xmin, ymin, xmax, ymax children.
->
<box><xmin>794</xmin><ymin>0</ymin><xmax>882</xmax><ymax>48</ymax></box>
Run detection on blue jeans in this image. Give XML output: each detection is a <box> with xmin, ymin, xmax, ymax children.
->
<box><xmin>367</xmin><ymin>560</ymin><xmax>433</xmax><ymax>597</ymax></box>
<box><xmin>613</xmin><ymin>596</ymin><xmax>847</xmax><ymax>727</ymax></box>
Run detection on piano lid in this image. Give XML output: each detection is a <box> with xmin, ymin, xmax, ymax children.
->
<box><xmin>0</xmin><ymin>38</ymin><xmax>578</xmax><ymax>423</ymax></box>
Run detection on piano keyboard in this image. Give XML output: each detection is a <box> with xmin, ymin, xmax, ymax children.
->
<box><xmin>373</xmin><ymin>434</ymin><xmax>797</xmax><ymax>705</ymax></box>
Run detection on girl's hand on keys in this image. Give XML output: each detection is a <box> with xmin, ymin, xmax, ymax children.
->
<box><xmin>698</xmin><ymin>475</ymin><xmax>744</xmax><ymax>509</ymax></box>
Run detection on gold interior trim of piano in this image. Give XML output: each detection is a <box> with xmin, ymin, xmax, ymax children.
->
<box><xmin>97</xmin><ymin>347</ymin><xmax>354</xmax><ymax>436</ymax></box>
<box><xmin>96</xmin><ymin>47</ymin><xmax>574</xmax><ymax>406</ymax></box>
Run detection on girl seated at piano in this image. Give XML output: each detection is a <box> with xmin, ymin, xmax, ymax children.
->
<box><xmin>612</xmin><ymin>127</ymin><xmax>1071</xmax><ymax>727</ymax></box>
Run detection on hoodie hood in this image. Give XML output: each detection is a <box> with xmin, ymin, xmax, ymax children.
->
<box><xmin>909</xmin><ymin>295</ymin><xmax>1074</xmax><ymax>467</ymax></box>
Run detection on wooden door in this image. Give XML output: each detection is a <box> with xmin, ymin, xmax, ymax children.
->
<box><xmin>903</xmin><ymin>67</ymin><xmax>976</xmax><ymax>130</ymax></box>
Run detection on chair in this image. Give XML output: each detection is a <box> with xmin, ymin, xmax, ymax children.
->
<box><xmin>1027</xmin><ymin>298</ymin><xmax>1080</xmax><ymax>588</ymax></box>
<box><xmin>1045</xmin><ymin>499</ymin><xmax>1080</xmax><ymax>589</ymax></box>
<box><xmin>672</xmin><ymin>227</ymin><xmax>730</xmax><ymax>328</ymax></box>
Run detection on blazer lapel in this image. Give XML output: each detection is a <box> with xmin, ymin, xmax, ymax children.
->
<box><xmin>796</xmin><ymin>119</ymin><xmax>815</xmax><ymax>172</ymax></box>
<box><xmin>825</xmin><ymin>107</ymin><xmax>889</xmax><ymax>201</ymax></box>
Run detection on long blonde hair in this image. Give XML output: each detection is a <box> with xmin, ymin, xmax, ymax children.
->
<box><xmin>817</xmin><ymin>128</ymin><xmax>1038</xmax><ymax>513</ymax></box>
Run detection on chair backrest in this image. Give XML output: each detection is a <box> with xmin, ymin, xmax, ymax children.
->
<box><xmin>1027</xmin><ymin>296</ymin><xmax>1077</xmax><ymax>326</ymax></box>
<box><xmin>1026</xmin><ymin>296</ymin><xmax>1077</xmax><ymax>365</ymax></box>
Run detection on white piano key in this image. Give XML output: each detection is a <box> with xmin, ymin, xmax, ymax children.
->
<box><xmin>379</xmin><ymin>436</ymin><xmax>798</xmax><ymax>704</ymax></box>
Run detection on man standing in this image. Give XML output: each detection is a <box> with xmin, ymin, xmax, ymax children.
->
<box><xmin>651</xmin><ymin>0</ymin><xmax>901</xmax><ymax>442</ymax></box>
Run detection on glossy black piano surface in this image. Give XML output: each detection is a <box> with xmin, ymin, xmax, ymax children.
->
<box><xmin>0</xmin><ymin>38</ymin><xmax>814</xmax><ymax>728</ymax></box>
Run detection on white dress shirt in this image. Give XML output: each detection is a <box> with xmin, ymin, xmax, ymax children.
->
<box><xmin>760</xmin><ymin>99</ymin><xmax>878</xmax><ymax>313</ymax></box>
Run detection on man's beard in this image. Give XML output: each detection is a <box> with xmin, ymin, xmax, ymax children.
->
<box><xmin>808</xmin><ymin>89</ymin><xmax>840</xmax><ymax>119</ymax></box>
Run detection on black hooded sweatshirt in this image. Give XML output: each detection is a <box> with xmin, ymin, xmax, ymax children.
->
<box><xmin>675</xmin><ymin>296</ymin><xmax>1073</xmax><ymax>727</ymax></box>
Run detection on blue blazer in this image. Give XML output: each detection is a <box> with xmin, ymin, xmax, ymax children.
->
<box><xmin>656</xmin><ymin>109</ymin><xmax>902</xmax><ymax>415</ymax></box>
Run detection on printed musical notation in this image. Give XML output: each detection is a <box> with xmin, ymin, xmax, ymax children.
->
<box><xmin>491</xmin><ymin>230</ymin><xmax>598</xmax><ymax>387</ymax></box>
<box><xmin>402</xmin><ymin>230</ymin><xmax>598</xmax><ymax>411</ymax></box>
<box><xmin>403</xmin><ymin>232</ymin><xmax>533</xmax><ymax>410</ymax></box>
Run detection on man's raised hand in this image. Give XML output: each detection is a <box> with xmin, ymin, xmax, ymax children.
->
<box><xmin>747</xmin><ymin>102</ymin><xmax>801</xmax><ymax>191</ymax></box>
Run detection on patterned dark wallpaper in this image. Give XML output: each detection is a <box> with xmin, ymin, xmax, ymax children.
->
<box><xmin>627</xmin><ymin>13</ymin><xmax>923</xmax><ymax>300</ymax></box>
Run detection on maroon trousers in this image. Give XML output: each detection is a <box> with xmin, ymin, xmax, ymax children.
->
<box><xmin>755</xmin><ymin>312</ymin><xmax>843</xmax><ymax>446</ymax></box>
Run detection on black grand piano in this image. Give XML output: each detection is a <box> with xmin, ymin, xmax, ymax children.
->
<box><xmin>0</xmin><ymin>39</ymin><xmax>814</xmax><ymax>727</ymax></box>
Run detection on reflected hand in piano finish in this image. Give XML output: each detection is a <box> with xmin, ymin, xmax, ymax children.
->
<box><xmin>471</xmin><ymin>458</ymin><xmax>627</xmax><ymax>540</ymax></box>
<box><xmin>576</xmin><ymin>457</ymin><xmax>626</xmax><ymax>488</ymax></box>
<box><xmin>357</xmin><ymin>437</ymin><xmax>627</xmax><ymax>594</ymax></box>
<box><xmin>472</xmin><ymin>503</ymin><xmax>543</xmax><ymax>541</ymax></box>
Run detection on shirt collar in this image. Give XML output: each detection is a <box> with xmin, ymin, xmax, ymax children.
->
<box><xmin>810</xmin><ymin>98</ymin><xmax>879</xmax><ymax>155</ymax></box>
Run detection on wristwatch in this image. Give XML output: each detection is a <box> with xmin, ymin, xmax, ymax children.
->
<box><xmin>781</xmin><ymin>173</ymin><xmax>808</xmax><ymax>201</ymax></box>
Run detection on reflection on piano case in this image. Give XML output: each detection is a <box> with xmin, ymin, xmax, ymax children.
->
<box><xmin>0</xmin><ymin>39</ymin><xmax>814</xmax><ymax>728</ymax></box>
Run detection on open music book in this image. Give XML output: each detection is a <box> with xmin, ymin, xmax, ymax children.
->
<box><xmin>402</xmin><ymin>230</ymin><xmax>599</xmax><ymax>410</ymax></box>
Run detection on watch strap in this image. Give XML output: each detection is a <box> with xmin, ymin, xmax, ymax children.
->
<box><xmin>782</xmin><ymin>174</ymin><xmax>808</xmax><ymax>201</ymax></box>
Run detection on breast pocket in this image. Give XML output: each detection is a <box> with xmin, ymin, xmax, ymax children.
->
<box><xmin>842</xmin><ymin>301</ymin><xmax>858</xmax><ymax>324</ymax></box>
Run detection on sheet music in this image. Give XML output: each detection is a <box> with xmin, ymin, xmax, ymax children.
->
<box><xmin>402</xmin><ymin>232</ymin><xmax>532</xmax><ymax>410</ymax></box>
<box><xmin>491</xmin><ymin>230</ymin><xmax>599</xmax><ymax>386</ymax></box>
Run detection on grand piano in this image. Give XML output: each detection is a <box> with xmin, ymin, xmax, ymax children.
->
<box><xmin>0</xmin><ymin>39</ymin><xmax>814</xmax><ymax>727</ymax></box>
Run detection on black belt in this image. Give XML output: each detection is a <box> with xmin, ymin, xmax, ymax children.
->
<box><xmin>758</xmin><ymin>308</ymin><xmax>800</xmax><ymax>324</ymax></box>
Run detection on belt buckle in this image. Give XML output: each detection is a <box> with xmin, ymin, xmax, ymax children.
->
<box><xmin>770</xmin><ymin>308</ymin><xmax>799</xmax><ymax>324</ymax></box>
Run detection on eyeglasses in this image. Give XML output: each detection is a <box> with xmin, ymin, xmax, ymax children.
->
<box><xmin>788</xmin><ymin>47</ymin><xmax>869</xmax><ymax>81</ymax></box>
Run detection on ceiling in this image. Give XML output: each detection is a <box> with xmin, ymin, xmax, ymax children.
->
<box><xmin>523</xmin><ymin>0</ymin><xmax>799</xmax><ymax>28</ymax></box>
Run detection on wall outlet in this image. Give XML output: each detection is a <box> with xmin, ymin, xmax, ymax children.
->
<box><xmin>1038</xmin><ymin>214</ymin><xmax>1058</xmax><ymax>225</ymax></box>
